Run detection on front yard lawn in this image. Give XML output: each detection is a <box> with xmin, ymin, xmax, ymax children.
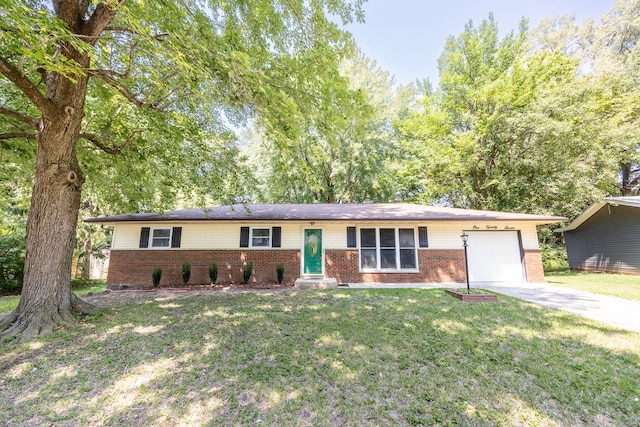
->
<box><xmin>0</xmin><ymin>284</ymin><xmax>106</xmax><ymax>315</ymax></box>
<box><xmin>1</xmin><ymin>288</ymin><xmax>639</xmax><ymax>426</ymax></box>
<box><xmin>545</xmin><ymin>271</ymin><xmax>640</xmax><ymax>302</ymax></box>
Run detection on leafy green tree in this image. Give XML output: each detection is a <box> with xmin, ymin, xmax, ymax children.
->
<box><xmin>0</xmin><ymin>163</ymin><xmax>30</xmax><ymax>292</ymax></box>
<box><xmin>0</xmin><ymin>232</ymin><xmax>25</xmax><ymax>294</ymax></box>
<box><xmin>398</xmin><ymin>15</ymin><xmax>528</xmax><ymax>210</ymax></box>
<box><xmin>585</xmin><ymin>0</ymin><xmax>640</xmax><ymax>196</ymax></box>
<box><xmin>396</xmin><ymin>15</ymin><xmax>615</xmax><ymax>217</ymax></box>
<box><xmin>0</xmin><ymin>0</ymin><xmax>363</xmax><ymax>341</ymax></box>
<box><xmin>529</xmin><ymin>0</ymin><xmax>640</xmax><ymax>198</ymax></box>
<box><xmin>0</xmin><ymin>186</ymin><xmax>27</xmax><ymax>293</ymax></box>
<box><xmin>252</xmin><ymin>51</ymin><xmax>416</xmax><ymax>203</ymax></box>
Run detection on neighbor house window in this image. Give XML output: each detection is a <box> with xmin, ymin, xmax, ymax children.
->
<box><xmin>251</xmin><ymin>228</ymin><xmax>270</xmax><ymax>247</ymax></box>
<box><xmin>359</xmin><ymin>228</ymin><xmax>417</xmax><ymax>271</ymax></box>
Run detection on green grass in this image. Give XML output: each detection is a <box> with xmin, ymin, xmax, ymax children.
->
<box><xmin>0</xmin><ymin>284</ymin><xmax>106</xmax><ymax>314</ymax></box>
<box><xmin>1</xmin><ymin>288</ymin><xmax>639</xmax><ymax>426</ymax></box>
<box><xmin>546</xmin><ymin>271</ymin><xmax>640</xmax><ymax>302</ymax></box>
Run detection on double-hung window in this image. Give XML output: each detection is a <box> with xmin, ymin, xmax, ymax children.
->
<box><xmin>379</xmin><ymin>228</ymin><xmax>397</xmax><ymax>269</ymax></box>
<box><xmin>359</xmin><ymin>228</ymin><xmax>417</xmax><ymax>271</ymax></box>
<box><xmin>251</xmin><ymin>228</ymin><xmax>270</xmax><ymax>247</ymax></box>
<box><xmin>151</xmin><ymin>228</ymin><xmax>171</xmax><ymax>248</ymax></box>
<box><xmin>360</xmin><ymin>229</ymin><xmax>377</xmax><ymax>269</ymax></box>
<box><xmin>139</xmin><ymin>226</ymin><xmax>182</xmax><ymax>248</ymax></box>
<box><xmin>399</xmin><ymin>229</ymin><xmax>417</xmax><ymax>269</ymax></box>
<box><xmin>240</xmin><ymin>226</ymin><xmax>281</xmax><ymax>248</ymax></box>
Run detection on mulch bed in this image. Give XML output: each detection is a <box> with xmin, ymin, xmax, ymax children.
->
<box><xmin>445</xmin><ymin>289</ymin><xmax>498</xmax><ymax>302</ymax></box>
<box><xmin>81</xmin><ymin>282</ymin><xmax>294</xmax><ymax>307</ymax></box>
<box><xmin>109</xmin><ymin>282</ymin><xmax>294</xmax><ymax>292</ymax></box>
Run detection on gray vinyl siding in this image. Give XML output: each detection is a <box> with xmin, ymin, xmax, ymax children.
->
<box><xmin>565</xmin><ymin>204</ymin><xmax>640</xmax><ymax>274</ymax></box>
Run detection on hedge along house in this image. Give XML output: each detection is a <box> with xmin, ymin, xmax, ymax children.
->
<box><xmin>86</xmin><ymin>203</ymin><xmax>565</xmax><ymax>289</ymax></box>
<box><xmin>557</xmin><ymin>196</ymin><xmax>640</xmax><ymax>275</ymax></box>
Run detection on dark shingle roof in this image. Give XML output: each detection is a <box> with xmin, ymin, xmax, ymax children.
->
<box><xmin>86</xmin><ymin>203</ymin><xmax>566</xmax><ymax>224</ymax></box>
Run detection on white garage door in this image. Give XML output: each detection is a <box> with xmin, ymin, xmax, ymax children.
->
<box><xmin>465</xmin><ymin>231</ymin><xmax>525</xmax><ymax>282</ymax></box>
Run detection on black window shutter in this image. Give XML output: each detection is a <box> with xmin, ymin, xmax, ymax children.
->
<box><xmin>171</xmin><ymin>227</ymin><xmax>182</xmax><ymax>248</ymax></box>
<box><xmin>240</xmin><ymin>226</ymin><xmax>250</xmax><ymax>247</ymax></box>
<box><xmin>139</xmin><ymin>227</ymin><xmax>150</xmax><ymax>248</ymax></box>
<box><xmin>346</xmin><ymin>227</ymin><xmax>356</xmax><ymax>248</ymax></box>
<box><xmin>418</xmin><ymin>227</ymin><xmax>428</xmax><ymax>248</ymax></box>
<box><xmin>271</xmin><ymin>226</ymin><xmax>282</xmax><ymax>247</ymax></box>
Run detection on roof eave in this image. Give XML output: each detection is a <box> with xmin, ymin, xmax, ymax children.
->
<box><xmin>604</xmin><ymin>197</ymin><xmax>640</xmax><ymax>209</ymax></box>
<box><xmin>555</xmin><ymin>201</ymin><xmax>607</xmax><ymax>232</ymax></box>
<box><xmin>85</xmin><ymin>215</ymin><xmax>568</xmax><ymax>224</ymax></box>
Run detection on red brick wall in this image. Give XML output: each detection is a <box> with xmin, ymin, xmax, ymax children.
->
<box><xmin>325</xmin><ymin>249</ymin><xmax>467</xmax><ymax>284</ymax></box>
<box><xmin>107</xmin><ymin>247</ymin><xmax>546</xmax><ymax>287</ymax></box>
<box><xmin>524</xmin><ymin>249</ymin><xmax>545</xmax><ymax>282</ymax></box>
<box><xmin>108</xmin><ymin>250</ymin><xmax>300</xmax><ymax>288</ymax></box>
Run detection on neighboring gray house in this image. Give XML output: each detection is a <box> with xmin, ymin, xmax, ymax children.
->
<box><xmin>557</xmin><ymin>197</ymin><xmax>640</xmax><ymax>274</ymax></box>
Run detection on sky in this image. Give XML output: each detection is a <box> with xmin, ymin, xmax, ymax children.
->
<box><xmin>344</xmin><ymin>0</ymin><xmax>617</xmax><ymax>85</ymax></box>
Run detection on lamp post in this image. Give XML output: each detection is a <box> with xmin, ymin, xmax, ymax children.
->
<box><xmin>461</xmin><ymin>232</ymin><xmax>470</xmax><ymax>294</ymax></box>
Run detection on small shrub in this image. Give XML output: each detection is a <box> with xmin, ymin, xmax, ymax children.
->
<box><xmin>243</xmin><ymin>262</ymin><xmax>253</xmax><ymax>284</ymax></box>
<box><xmin>208</xmin><ymin>263</ymin><xmax>218</xmax><ymax>283</ymax></box>
<box><xmin>276</xmin><ymin>263</ymin><xmax>285</xmax><ymax>284</ymax></box>
<box><xmin>0</xmin><ymin>232</ymin><xmax>25</xmax><ymax>294</ymax></box>
<box><xmin>152</xmin><ymin>267</ymin><xmax>162</xmax><ymax>287</ymax></box>
<box><xmin>182</xmin><ymin>262</ymin><xmax>191</xmax><ymax>285</ymax></box>
<box><xmin>541</xmin><ymin>243</ymin><xmax>569</xmax><ymax>272</ymax></box>
<box><xmin>71</xmin><ymin>278</ymin><xmax>106</xmax><ymax>290</ymax></box>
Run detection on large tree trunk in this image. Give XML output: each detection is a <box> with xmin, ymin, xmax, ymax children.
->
<box><xmin>0</xmin><ymin>51</ymin><xmax>97</xmax><ymax>342</ymax></box>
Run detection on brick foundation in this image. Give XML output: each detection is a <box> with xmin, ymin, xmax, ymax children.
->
<box><xmin>107</xmin><ymin>250</ymin><xmax>300</xmax><ymax>288</ymax></box>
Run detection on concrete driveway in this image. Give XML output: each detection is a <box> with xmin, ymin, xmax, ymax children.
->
<box><xmin>481</xmin><ymin>282</ymin><xmax>640</xmax><ymax>333</ymax></box>
<box><xmin>348</xmin><ymin>281</ymin><xmax>640</xmax><ymax>333</ymax></box>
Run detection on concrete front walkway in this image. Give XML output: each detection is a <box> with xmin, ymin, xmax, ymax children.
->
<box><xmin>347</xmin><ymin>281</ymin><xmax>640</xmax><ymax>333</ymax></box>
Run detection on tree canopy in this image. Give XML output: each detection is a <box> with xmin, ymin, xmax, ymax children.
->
<box><xmin>395</xmin><ymin>2</ymin><xmax>640</xmax><ymax>218</ymax></box>
<box><xmin>249</xmin><ymin>51</ymin><xmax>416</xmax><ymax>203</ymax></box>
<box><xmin>0</xmin><ymin>0</ymin><xmax>364</xmax><ymax>341</ymax></box>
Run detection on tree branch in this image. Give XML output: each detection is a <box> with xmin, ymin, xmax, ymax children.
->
<box><xmin>103</xmin><ymin>26</ymin><xmax>169</xmax><ymax>40</ymax></box>
<box><xmin>81</xmin><ymin>0</ymin><xmax>127</xmax><ymax>45</ymax></box>
<box><xmin>0</xmin><ymin>57</ymin><xmax>55</xmax><ymax>118</ymax></box>
<box><xmin>0</xmin><ymin>107</ymin><xmax>38</xmax><ymax>128</ymax></box>
<box><xmin>87</xmin><ymin>37</ymin><xmax>137</xmax><ymax>80</ymax></box>
<box><xmin>89</xmin><ymin>69</ymin><xmax>188</xmax><ymax>111</ymax></box>
<box><xmin>88</xmin><ymin>69</ymin><xmax>162</xmax><ymax>110</ymax></box>
<box><xmin>79</xmin><ymin>132</ymin><xmax>122</xmax><ymax>154</ymax></box>
<box><xmin>86</xmin><ymin>28</ymin><xmax>171</xmax><ymax>81</ymax></box>
<box><xmin>0</xmin><ymin>132</ymin><xmax>36</xmax><ymax>141</ymax></box>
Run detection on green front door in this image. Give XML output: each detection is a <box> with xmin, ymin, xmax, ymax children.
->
<box><xmin>303</xmin><ymin>229</ymin><xmax>323</xmax><ymax>275</ymax></box>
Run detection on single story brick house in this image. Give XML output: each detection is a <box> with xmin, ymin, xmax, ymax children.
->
<box><xmin>557</xmin><ymin>196</ymin><xmax>640</xmax><ymax>274</ymax></box>
<box><xmin>86</xmin><ymin>203</ymin><xmax>565</xmax><ymax>288</ymax></box>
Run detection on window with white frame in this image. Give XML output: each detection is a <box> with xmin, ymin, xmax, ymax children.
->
<box><xmin>151</xmin><ymin>228</ymin><xmax>171</xmax><ymax>248</ymax></box>
<box><xmin>251</xmin><ymin>227</ymin><xmax>270</xmax><ymax>247</ymax></box>
<box><xmin>399</xmin><ymin>228</ymin><xmax>417</xmax><ymax>268</ymax></box>
<box><xmin>360</xmin><ymin>228</ymin><xmax>377</xmax><ymax>269</ymax></box>
<box><xmin>359</xmin><ymin>228</ymin><xmax>417</xmax><ymax>270</ymax></box>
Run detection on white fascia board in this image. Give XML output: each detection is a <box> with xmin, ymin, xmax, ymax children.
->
<box><xmin>555</xmin><ymin>201</ymin><xmax>607</xmax><ymax>232</ymax></box>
